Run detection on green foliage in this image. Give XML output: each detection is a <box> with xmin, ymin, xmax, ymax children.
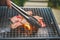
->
<box><xmin>12</xmin><ymin>0</ymin><xmax>28</xmax><ymax>7</ymax></box>
<box><xmin>48</xmin><ymin>0</ymin><xmax>60</xmax><ymax>9</ymax></box>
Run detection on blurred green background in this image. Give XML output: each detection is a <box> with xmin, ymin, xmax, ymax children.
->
<box><xmin>12</xmin><ymin>0</ymin><xmax>60</xmax><ymax>9</ymax></box>
<box><xmin>12</xmin><ymin>0</ymin><xmax>28</xmax><ymax>7</ymax></box>
<box><xmin>48</xmin><ymin>0</ymin><xmax>60</xmax><ymax>9</ymax></box>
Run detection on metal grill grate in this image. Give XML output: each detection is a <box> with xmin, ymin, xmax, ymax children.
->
<box><xmin>0</xmin><ymin>6</ymin><xmax>60</xmax><ymax>39</ymax></box>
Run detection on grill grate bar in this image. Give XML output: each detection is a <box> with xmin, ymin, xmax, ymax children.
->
<box><xmin>46</xmin><ymin>8</ymin><xmax>58</xmax><ymax>36</ymax></box>
<box><xmin>43</xmin><ymin>8</ymin><xmax>56</xmax><ymax>37</ymax></box>
<box><xmin>40</xmin><ymin>8</ymin><xmax>50</xmax><ymax>37</ymax></box>
<box><xmin>47</xmin><ymin>8</ymin><xmax>60</xmax><ymax>36</ymax></box>
<box><xmin>43</xmin><ymin>8</ymin><xmax>53</xmax><ymax>37</ymax></box>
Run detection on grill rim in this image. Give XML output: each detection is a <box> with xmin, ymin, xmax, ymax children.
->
<box><xmin>0</xmin><ymin>37</ymin><xmax>60</xmax><ymax>39</ymax></box>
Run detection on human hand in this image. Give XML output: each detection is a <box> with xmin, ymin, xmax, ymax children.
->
<box><xmin>0</xmin><ymin>0</ymin><xmax>11</xmax><ymax>8</ymax></box>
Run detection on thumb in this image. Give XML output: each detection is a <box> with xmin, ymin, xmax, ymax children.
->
<box><xmin>6</xmin><ymin>0</ymin><xmax>11</xmax><ymax>8</ymax></box>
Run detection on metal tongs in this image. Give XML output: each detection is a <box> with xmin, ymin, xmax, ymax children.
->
<box><xmin>11</xmin><ymin>1</ymin><xmax>41</xmax><ymax>28</ymax></box>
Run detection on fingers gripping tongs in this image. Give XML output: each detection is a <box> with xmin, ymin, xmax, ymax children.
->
<box><xmin>11</xmin><ymin>1</ymin><xmax>41</xmax><ymax>28</ymax></box>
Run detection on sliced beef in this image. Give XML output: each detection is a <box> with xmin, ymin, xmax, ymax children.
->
<box><xmin>10</xmin><ymin>11</ymin><xmax>46</xmax><ymax>29</ymax></box>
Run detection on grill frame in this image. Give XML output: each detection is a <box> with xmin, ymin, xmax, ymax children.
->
<box><xmin>0</xmin><ymin>6</ymin><xmax>60</xmax><ymax>39</ymax></box>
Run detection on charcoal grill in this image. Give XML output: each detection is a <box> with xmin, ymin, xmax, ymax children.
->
<box><xmin>0</xmin><ymin>6</ymin><xmax>60</xmax><ymax>39</ymax></box>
